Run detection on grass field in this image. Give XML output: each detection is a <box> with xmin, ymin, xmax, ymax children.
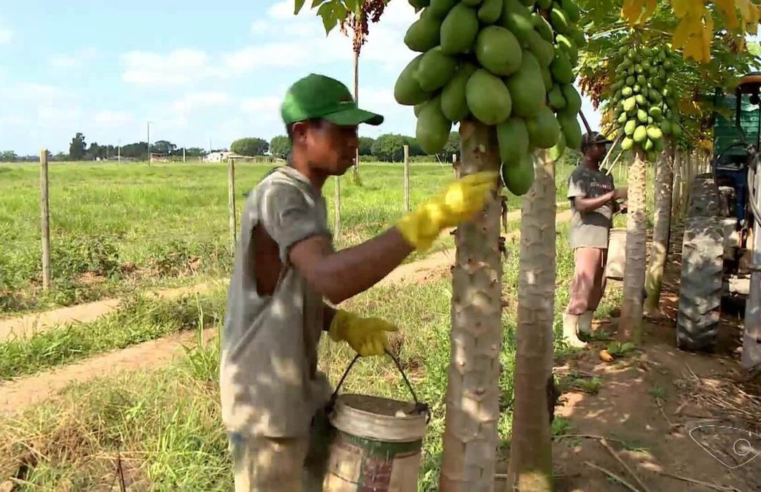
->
<box><xmin>0</xmin><ymin>160</ymin><xmax>583</xmax><ymax>315</ymax></box>
<box><xmin>0</xmin><ymin>220</ymin><xmax>625</xmax><ymax>491</ymax></box>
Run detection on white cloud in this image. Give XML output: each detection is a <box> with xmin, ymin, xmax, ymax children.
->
<box><xmin>121</xmin><ymin>49</ymin><xmax>216</xmax><ymax>86</ymax></box>
<box><xmin>172</xmin><ymin>91</ymin><xmax>230</xmax><ymax>112</ymax></box>
<box><xmin>50</xmin><ymin>48</ymin><xmax>97</xmax><ymax>69</ymax></box>
<box><xmin>0</xmin><ymin>28</ymin><xmax>11</xmax><ymax>44</ymax></box>
<box><xmin>93</xmin><ymin>110</ymin><xmax>133</xmax><ymax>126</ymax></box>
<box><xmin>1</xmin><ymin>83</ymin><xmax>72</xmax><ymax>102</ymax></box>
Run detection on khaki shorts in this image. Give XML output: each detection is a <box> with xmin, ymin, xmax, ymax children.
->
<box><xmin>228</xmin><ymin>409</ymin><xmax>334</xmax><ymax>492</ymax></box>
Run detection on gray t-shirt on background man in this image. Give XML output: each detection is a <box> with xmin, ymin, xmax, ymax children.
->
<box><xmin>567</xmin><ymin>165</ymin><xmax>615</xmax><ymax>250</ymax></box>
<box><xmin>220</xmin><ymin>166</ymin><xmax>333</xmax><ymax>438</ymax></box>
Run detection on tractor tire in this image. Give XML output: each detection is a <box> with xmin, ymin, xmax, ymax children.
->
<box><xmin>676</xmin><ymin>174</ymin><xmax>724</xmax><ymax>352</ymax></box>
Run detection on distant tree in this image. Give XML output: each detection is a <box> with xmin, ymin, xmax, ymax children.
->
<box><xmin>152</xmin><ymin>140</ymin><xmax>177</xmax><ymax>155</ymax></box>
<box><xmin>358</xmin><ymin>136</ymin><xmax>375</xmax><ymax>156</ymax></box>
<box><xmin>0</xmin><ymin>150</ymin><xmax>18</xmax><ymax>162</ymax></box>
<box><xmin>269</xmin><ymin>135</ymin><xmax>292</xmax><ymax>159</ymax></box>
<box><xmin>69</xmin><ymin>132</ymin><xmax>86</xmax><ymax>160</ymax></box>
<box><xmin>438</xmin><ymin>132</ymin><xmax>459</xmax><ymax>162</ymax></box>
<box><xmin>231</xmin><ymin>137</ymin><xmax>268</xmax><ymax>156</ymax></box>
<box><xmin>371</xmin><ymin>133</ymin><xmax>408</xmax><ymax>162</ymax></box>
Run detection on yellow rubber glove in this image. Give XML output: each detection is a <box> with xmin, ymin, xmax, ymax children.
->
<box><xmin>395</xmin><ymin>171</ymin><xmax>499</xmax><ymax>252</ymax></box>
<box><xmin>328</xmin><ymin>309</ymin><xmax>398</xmax><ymax>357</ymax></box>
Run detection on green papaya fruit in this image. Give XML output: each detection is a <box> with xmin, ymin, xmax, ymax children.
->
<box><xmin>555</xmin><ymin>34</ymin><xmax>578</xmax><ymax>65</ymax></box>
<box><xmin>526</xmin><ymin>105</ymin><xmax>561</xmax><ymax>149</ymax></box>
<box><xmin>617</xmin><ymin>112</ymin><xmax>628</xmax><ymax>124</ymax></box>
<box><xmin>549</xmin><ymin>3</ymin><xmax>570</xmax><ymax>34</ymax></box>
<box><xmin>394</xmin><ymin>54</ymin><xmax>431</xmax><ymax>105</ymax></box>
<box><xmin>497</xmin><ymin>117</ymin><xmax>530</xmax><ymax>163</ymax></box>
<box><xmin>414</xmin><ymin>102</ymin><xmax>426</xmax><ymax>117</ymax></box>
<box><xmin>549</xmin><ymin>131</ymin><xmax>566</xmax><ymax>161</ymax></box>
<box><xmin>408</xmin><ymin>0</ymin><xmax>431</xmax><ymax>11</ymax></box>
<box><xmin>404</xmin><ymin>13</ymin><xmax>442</xmax><ymax>52</ymax></box>
<box><xmin>633</xmin><ymin>125</ymin><xmax>647</xmax><ymax>143</ymax></box>
<box><xmin>672</xmin><ymin>123</ymin><xmax>682</xmax><ymax>138</ymax></box>
<box><xmin>560</xmin><ymin>0</ymin><xmax>581</xmax><ymax>22</ymax></box>
<box><xmin>466</xmin><ymin>69</ymin><xmax>513</xmax><ymax>125</ymax></box>
<box><xmin>440</xmin><ymin>4</ymin><xmax>480</xmax><ymax>54</ymax></box>
<box><xmin>541</xmin><ymin>66</ymin><xmax>553</xmax><ymax>89</ymax></box>
<box><xmin>532</xmin><ymin>13</ymin><xmax>554</xmax><ymax>42</ymax></box>
<box><xmin>550</xmin><ymin>50</ymin><xmax>573</xmax><ymax>84</ymax></box>
<box><xmin>501</xmin><ymin>0</ymin><xmax>534</xmax><ymax>43</ymax></box>
<box><xmin>428</xmin><ymin>0</ymin><xmax>457</xmax><ymax>18</ymax></box>
<box><xmin>561</xmin><ymin>84</ymin><xmax>582</xmax><ymax>114</ymax></box>
<box><xmin>654</xmin><ymin>137</ymin><xmax>664</xmax><ymax>152</ymax></box>
<box><xmin>441</xmin><ymin>63</ymin><xmax>478</xmax><ymax>122</ymax></box>
<box><xmin>646</xmin><ymin>125</ymin><xmax>663</xmax><ymax>141</ymax></box>
<box><xmin>635</xmin><ymin>94</ymin><xmax>646</xmax><ymax>106</ymax></box>
<box><xmin>415</xmin><ymin>47</ymin><xmax>458</xmax><ymax>92</ymax></box>
<box><xmin>416</xmin><ymin>95</ymin><xmax>452</xmax><ymax>155</ymax></box>
<box><xmin>624</xmin><ymin>119</ymin><xmax>637</xmax><ymax>136</ymax></box>
<box><xmin>647</xmin><ymin>150</ymin><xmax>657</xmax><ymax>162</ymax></box>
<box><xmin>462</xmin><ymin>0</ymin><xmax>483</xmax><ymax>5</ymax></box>
<box><xmin>548</xmin><ymin>85</ymin><xmax>567</xmax><ymax>110</ymax></box>
<box><xmin>623</xmin><ymin>97</ymin><xmax>637</xmax><ymax>112</ymax></box>
<box><xmin>648</xmin><ymin>116</ymin><xmax>654</xmax><ymax>125</ymax></box>
<box><xmin>626</xmin><ymin>76</ymin><xmax>636</xmax><ymax>86</ymax></box>
<box><xmin>506</xmin><ymin>51</ymin><xmax>546</xmax><ymax>118</ymax></box>
<box><xmin>520</xmin><ymin>0</ymin><xmax>535</xmax><ymax>5</ymax></box>
<box><xmin>644</xmin><ymin>138</ymin><xmax>654</xmax><ymax>151</ymax></box>
<box><xmin>526</xmin><ymin>30</ymin><xmax>555</xmax><ymax>68</ymax></box>
<box><xmin>621</xmin><ymin>136</ymin><xmax>633</xmax><ymax>150</ymax></box>
<box><xmin>476</xmin><ymin>25</ymin><xmax>523</xmax><ymax>76</ymax></box>
<box><xmin>660</xmin><ymin>119</ymin><xmax>672</xmax><ymax>135</ymax></box>
<box><xmin>637</xmin><ymin>109</ymin><xmax>648</xmax><ymax>123</ymax></box>
<box><xmin>571</xmin><ymin>27</ymin><xmax>587</xmax><ymax>48</ymax></box>
<box><xmin>502</xmin><ymin>153</ymin><xmax>535</xmax><ymax>196</ymax></box>
<box><xmin>478</xmin><ymin>0</ymin><xmax>504</xmax><ymax>24</ymax></box>
<box><xmin>622</xmin><ymin>86</ymin><xmax>633</xmax><ymax>97</ymax></box>
<box><xmin>557</xmin><ymin>112</ymin><xmax>582</xmax><ymax>149</ymax></box>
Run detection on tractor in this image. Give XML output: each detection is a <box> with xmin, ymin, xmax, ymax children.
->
<box><xmin>677</xmin><ymin>72</ymin><xmax>761</xmax><ymax>371</ymax></box>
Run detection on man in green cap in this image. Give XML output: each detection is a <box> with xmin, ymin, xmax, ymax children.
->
<box><xmin>220</xmin><ymin>73</ymin><xmax>497</xmax><ymax>491</ymax></box>
<box><xmin>562</xmin><ymin>131</ymin><xmax>627</xmax><ymax>348</ymax></box>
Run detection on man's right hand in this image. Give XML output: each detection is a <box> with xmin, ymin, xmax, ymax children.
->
<box><xmin>395</xmin><ymin>171</ymin><xmax>499</xmax><ymax>252</ymax></box>
<box><xmin>613</xmin><ymin>187</ymin><xmax>628</xmax><ymax>200</ymax></box>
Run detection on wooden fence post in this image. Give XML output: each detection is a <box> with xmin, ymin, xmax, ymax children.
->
<box><xmin>404</xmin><ymin>145</ymin><xmax>410</xmax><ymax>212</ymax></box>
<box><xmin>228</xmin><ymin>158</ymin><xmax>237</xmax><ymax>251</ymax></box>
<box><xmin>40</xmin><ymin>149</ymin><xmax>51</xmax><ymax>291</ymax></box>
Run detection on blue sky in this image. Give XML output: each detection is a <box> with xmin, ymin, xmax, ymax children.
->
<box><xmin>0</xmin><ymin>0</ymin><xmax>601</xmax><ymax>155</ymax></box>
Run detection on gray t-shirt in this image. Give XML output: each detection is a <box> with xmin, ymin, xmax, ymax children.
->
<box><xmin>567</xmin><ymin>165</ymin><xmax>615</xmax><ymax>249</ymax></box>
<box><xmin>220</xmin><ymin>166</ymin><xmax>333</xmax><ymax>438</ymax></box>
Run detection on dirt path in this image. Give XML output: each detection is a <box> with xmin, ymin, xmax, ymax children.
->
<box><xmin>0</xmin><ymin>209</ymin><xmax>573</xmax><ymax>417</ymax></box>
<box><xmin>549</xmin><ymin>226</ymin><xmax>761</xmax><ymax>492</ymax></box>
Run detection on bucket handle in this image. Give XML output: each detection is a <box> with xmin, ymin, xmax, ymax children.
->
<box><xmin>329</xmin><ymin>349</ymin><xmax>430</xmax><ymax>422</ymax></box>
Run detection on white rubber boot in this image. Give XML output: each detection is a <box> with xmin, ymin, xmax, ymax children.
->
<box><xmin>579</xmin><ymin>311</ymin><xmax>594</xmax><ymax>338</ymax></box>
<box><xmin>562</xmin><ymin>313</ymin><xmax>587</xmax><ymax>348</ymax></box>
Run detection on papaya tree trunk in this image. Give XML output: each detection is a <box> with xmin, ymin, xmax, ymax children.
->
<box><xmin>505</xmin><ymin>150</ymin><xmax>555</xmax><ymax>491</ymax></box>
<box><xmin>618</xmin><ymin>150</ymin><xmax>648</xmax><ymax>343</ymax></box>
<box><xmin>644</xmin><ymin>143</ymin><xmax>674</xmax><ymax>316</ymax></box>
<box><xmin>439</xmin><ymin>120</ymin><xmax>502</xmax><ymax>492</ymax></box>
<box><xmin>671</xmin><ymin>151</ymin><xmax>682</xmax><ymax>222</ymax></box>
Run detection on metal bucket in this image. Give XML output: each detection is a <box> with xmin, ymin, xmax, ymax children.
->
<box><xmin>322</xmin><ymin>351</ymin><xmax>430</xmax><ymax>492</ymax></box>
<box><xmin>606</xmin><ymin>228</ymin><xmax>627</xmax><ymax>280</ymax></box>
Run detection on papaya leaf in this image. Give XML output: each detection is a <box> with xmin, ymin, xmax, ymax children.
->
<box><xmin>294</xmin><ymin>0</ymin><xmax>307</xmax><ymax>15</ymax></box>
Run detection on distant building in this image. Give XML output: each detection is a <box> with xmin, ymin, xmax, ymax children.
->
<box><xmin>204</xmin><ymin>151</ymin><xmax>240</xmax><ymax>162</ymax></box>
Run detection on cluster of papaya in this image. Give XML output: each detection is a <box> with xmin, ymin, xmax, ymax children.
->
<box><xmin>609</xmin><ymin>45</ymin><xmax>682</xmax><ymax>162</ymax></box>
<box><xmin>394</xmin><ymin>0</ymin><xmax>586</xmax><ymax>195</ymax></box>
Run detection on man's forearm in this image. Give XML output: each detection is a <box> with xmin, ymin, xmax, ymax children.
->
<box><xmin>574</xmin><ymin>191</ymin><xmax>615</xmax><ymax>213</ymax></box>
<box><xmin>318</xmin><ymin>228</ymin><xmax>415</xmax><ymax>304</ymax></box>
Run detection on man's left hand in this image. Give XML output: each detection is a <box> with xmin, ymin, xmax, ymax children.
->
<box><xmin>328</xmin><ymin>310</ymin><xmax>398</xmax><ymax>357</ymax></box>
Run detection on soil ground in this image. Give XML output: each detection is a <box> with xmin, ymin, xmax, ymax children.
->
<box><xmin>547</xmin><ymin>225</ymin><xmax>761</xmax><ymax>492</ymax></box>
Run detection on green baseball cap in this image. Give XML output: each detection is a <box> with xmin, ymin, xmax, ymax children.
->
<box><xmin>280</xmin><ymin>73</ymin><xmax>384</xmax><ymax>127</ymax></box>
